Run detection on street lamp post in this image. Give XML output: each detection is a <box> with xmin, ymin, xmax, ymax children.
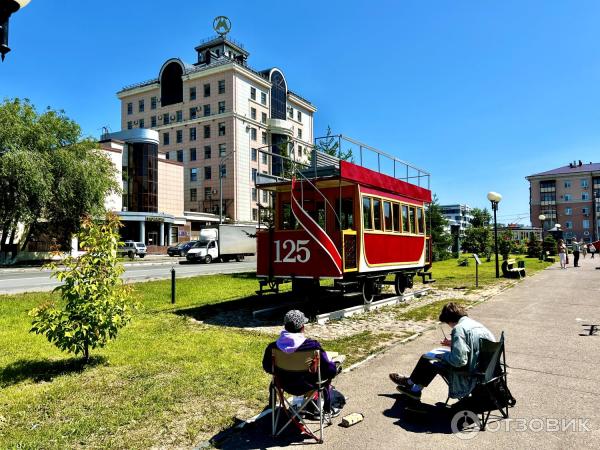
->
<box><xmin>0</xmin><ymin>0</ymin><xmax>30</xmax><ymax>61</ymax></box>
<box><xmin>538</xmin><ymin>213</ymin><xmax>546</xmax><ymax>260</ymax></box>
<box><xmin>487</xmin><ymin>191</ymin><xmax>503</xmax><ymax>278</ymax></box>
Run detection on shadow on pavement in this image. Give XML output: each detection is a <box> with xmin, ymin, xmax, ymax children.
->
<box><xmin>380</xmin><ymin>393</ymin><xmax>454</xmax><ymax>435</ymax></box>
<box><xmin>0</xmin><ymin>355</ymin><xmax>107</xmax><ymax>387</ymax></box>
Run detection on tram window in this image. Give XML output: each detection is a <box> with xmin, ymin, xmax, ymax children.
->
<box><xmin>373</xmin><ymin>198</ymin><xmax>382</xmax><ymax>230</ymax></box>
<box><xmin>392</xmin><ymin>203</ymin><xmax>400</xmax><ymax>232</ymax></box>
<box><xmin>402</xmin><ymin>205</ymin><xmax>410</xmax><ymax>233</ymax></box>
<box><xmin>316</xmin><ymin>201</ymin><xmax>326</xmax><ymax>229</ymax></box>
<box><xmin>336</xmin><ymin>198</ymin><xmax>354</xmax><ymax>230</ymax></box>
<box><xmin>417</xmin><ymin>207</ymin><xmax>425</xmax><ymax>234</ymax></box>
<box><xmin>280</xmin><ymin>203</ymin><xmax>297</xmax><ymax>230</ymax></box>
<box><xmin>409</xmin><ymin>206</ymin><xmax>417</xmax><ymax>234</ymax></box>
<box><xmin>363</xmin><ymin>197</ymin><xmax>373</xmax><ymax>229</ymax></box>
<box><xmin>383</xmin><ymin>201</ymin><xmax>392</xmax><ymax>231</ymax></box>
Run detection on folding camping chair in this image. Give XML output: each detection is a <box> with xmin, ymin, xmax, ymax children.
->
<box><xmin>452</xmin><ymin>331</ymin><xmax>516</xmax><ymax>430</ymax></box>
<box><xmin>271</xmin><ymin>348</ymin><xmax>332</xmax><ymax>443</ymax></box>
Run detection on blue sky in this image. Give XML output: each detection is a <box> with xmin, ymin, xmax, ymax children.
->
<box><xmin>2</xmin><ymin>0</ymin><xmax>600</xmax><ymax>224</ymax></box>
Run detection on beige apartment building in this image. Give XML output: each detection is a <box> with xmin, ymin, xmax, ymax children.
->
<box><xmin>116</xmin><ymin>34</ymin><xmax>316</xmax><ymax>223</ymax></box>
<box><xmin>527</xmin><ymin>161</ymin><xmax>600</xmax><ymax>243</ymax></box>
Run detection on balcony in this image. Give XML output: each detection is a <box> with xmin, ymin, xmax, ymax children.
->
<box><xmin>267</xmin><ymin>118</ymin><xmax>293</xmax><ymax>137</ymax></box>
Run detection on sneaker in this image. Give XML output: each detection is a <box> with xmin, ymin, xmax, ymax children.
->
<box><xmin>389</xmin><ymin>373</ymin><xmax>411</xmax><ymax>388</ymax></box>
<box><xmin>396</xmin><ymin>385</ymin><xmax>422</xmax><ymax>401</ymax></box>
<box><xmin>328</xmin><ymin>407</ymin><xmax>341</xmax><ymax>418</ymax></box>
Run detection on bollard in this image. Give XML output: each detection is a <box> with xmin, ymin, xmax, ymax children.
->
<box><xmin>171</xmin><ymin>267</ymin><xmax>176</xmax><ymax>304</ymax></box>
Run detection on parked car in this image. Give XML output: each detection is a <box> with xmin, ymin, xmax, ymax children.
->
<box><xmin>118</xmin><ymin>241</ymin><xmax>147</xmax><ymax>259</ymax></box>
<box><xmin>167</xmin><ymin>241</ymin><xmax>197</xmax><ymax>257</ymax></box>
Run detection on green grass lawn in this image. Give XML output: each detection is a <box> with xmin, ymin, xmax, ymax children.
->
<box><xmin>0</xmin><ymin>256</ymin><xmax>552</xmax><ymax>448</ymax></box>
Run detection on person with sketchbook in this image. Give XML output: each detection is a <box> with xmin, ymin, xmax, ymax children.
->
<box><xmin>389</xmin><ymin>302</ymin><xmax>495</xmax><ymax>401</ymax></box>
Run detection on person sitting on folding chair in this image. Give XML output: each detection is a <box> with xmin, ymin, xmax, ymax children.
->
<box><xmin>262</xmin><ymin>310</ymin><xmax>342</xmax><ymax>414</ymax></box>
<box><xmin>389</xmin><ymin>302</ymin><xmax>495</xmax><ymax>401</ymax></box>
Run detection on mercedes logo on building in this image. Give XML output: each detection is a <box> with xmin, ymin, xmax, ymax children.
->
<box><xmin>213</xmin><ymin>16</ymin><xmax>231</xmax><ymax>36</ymax></box>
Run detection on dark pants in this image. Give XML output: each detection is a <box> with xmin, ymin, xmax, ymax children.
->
<box><xmin>574</xmin><ymin>251</ymin><xmax>580</xmax><ymax>267</ymax></box>
<box><xmin>410</xmin><ymin>356</ymin><xmax>449</xmax><ymax>387</ymax></box>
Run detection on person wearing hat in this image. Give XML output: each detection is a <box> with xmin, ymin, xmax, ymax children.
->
<box><xmin>262</xmin><ymin>310</ymin><xmax>341</xmax><ymax>413</ymax></box>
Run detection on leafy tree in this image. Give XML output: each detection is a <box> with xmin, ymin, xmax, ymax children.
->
<box><xmin>0</xmin><ymin>98</ymin><xmax>118</xmax><ymax>252</ymax></box>
<box><xmin>543</xmin><ymin>234</ymin><xmax>557</xmax><ymax>256</ymax></box>
<box><xmin>315</xmin><ymin>126</ymin><xmax>354</xmax><ymax>161</ymax></box>
<box><xmin>29</xmin><ymin>213</ymin><xmax>132</xmax><ymax>362</ymax></box>
<box><xmin>527</xmin><ymin>232</ymin><xmax>542</xmax><ymax>258</ymax></box>
<box><xmin>426</xmin><ymin>195</ymin><xmax>452</xmax><ymax>261</ymax></box>
<box><xmin>461</xmin><ymin>226</ymin><xmax>493</xmax><ymax>255</ymax></box>
<box><xmin>498</xmin><ymin>230</ymin><xmax>514</xmax><ymax>260</ymax></box>
<box><xmin>470</xmin><ymin>208</ymin><xmax>492</xmax><ymax>227</ymax></box>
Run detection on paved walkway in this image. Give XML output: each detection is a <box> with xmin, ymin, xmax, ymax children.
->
<box><xmin>221</xmin><ymin>256</ymin><xmax>600</xmax><ymax>449</ymax></box>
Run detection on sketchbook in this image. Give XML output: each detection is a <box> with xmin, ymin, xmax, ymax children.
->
<box><xmin>423</xmin><ymin>347</ymin><xmax>450</xmax><ymax>360</ymax></box>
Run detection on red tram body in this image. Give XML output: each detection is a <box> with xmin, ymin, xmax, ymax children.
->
<box><xmin>256</xmin><ymin>140</ymin><xmax>432</xmax><ymax>303</ymax></box>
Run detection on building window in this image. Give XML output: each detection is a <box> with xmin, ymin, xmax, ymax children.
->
<box><xmin>205</xmin><ymin>166</ymin><xmax>212</xmax><ymax>180</ymax></box>
<box><xmin>582</xmin><ymin>192</ymin><xmax>589</xmax><ymax>200</ymax></box>
<box><xmin>151</xmin><ymin>115</ymin><xmax>157</xmax><ymax>127</ymax></box>
<box><xmin>190</xmin><ymin>107</ymin><xmax>197</xmax><ymax>120</ymax></box>
<box><xmin>261</xmin><ymin>131</ymin><xmax>267</xmax><ymax>144</ymax></box>
<box><xmin>176</xmin><ymin>130</ymin><xmax>183</xmax><ymax>143</ymax></box>
<box><xmin>190</xmin><ymin>87</ymin><xmax>196</xmax><ymax>100</ymax></box>
<box><xmin>189</xmin><ymin>127</ymin><xmax>196</xmax><ymax>141</ymax></box>
<box><xmin>252</xmin><ymin>188</ymin><xmax>257</xmax><ymax>201</ymax></box>
<box><xmin>583</xmin><ymin>219</ymin><xmax>590</xmax><ymax>229</ymax></box>
<box><xmin>163</xmin><ymin>113</ymin><xmax>170</xmax><ymax>125</ymax></box>
<box><xmin>565</xmin><ymin>221</ymin><xmax>573</xmax><ymax>229</ymax></box>
<box><xmin>190</xmin><ymin>167</ymin><xmax>198</xmax><ymax>182</ymax></box>
<box><xmin>581</xmin><ymin>179</ymin><xmax>589</xmax><ymax>188</ymax></box>
<box><xmin>176</xmin><ymin>110</ymin><xmax>182</xmax><ymax>122</ymax></box>
<box><xmin>261</xmin><ymin>92</ymin><xmax>267</xmax><ymax>105</ymax></box>
<box><xmin>564</xmin><ymin>194</ymin><xmax>571</xmax><ymax>201</ymax></box>
<box><xmin>297</xmin><ymin>110</ymin><xmax>302</xmax><ymax>122</ymax></box>
<box><xmin>250</xmin><ymin>127</ymin><xmax>257</xmax><ymax>141</ymax></box>
<box><xmin>127</xmin><ymin>102</ymin><xmax>132</xmax><ymax>115</ymax></box>
<box><xmin>139</xmin><ymin>118</ymin><xmax>145</xmax><ymax>128</ymax></box>
<box><xmin>204</xmin><ymin>83</ymin><xmax>210</xmax><ymax>97</ymax></box>
<box><xmin>298</xmin><ymin>145</ymin><xmax>303</xmax><ymax>157</ymax></box>
<box><xmin>190</xmin><ymin>148</ymin><xmax>196</xmax><ymax>161</ymax></box>
<box><xmin>190</xmin><ymin>188</ymin><xmax>197</xmax><ymax>202</ymax></box>
<box><xmin>204</xmin><ymin>145</ymin><xmax>211</xmax><ymax>159</ymax></box>
<box><xmin>163</xmin><ymin>132</ymin><xmax>170</xmax><ymax>145</ymax></box>
<box><xmin>252</xmin><ymin>208</ymin><xmax>258</xmax><ymax>221</ymax></box>
<box><xmin>127</xmin><ymin>121</ymin><xmax>132</xmax><ymax>130</ymax></box>
<box><xmin>204</xmin><ymin>104</ymin><xmax>211</xmax><ymax>117</ymax></box>
<box><xmin>251</xmin><ymin>148</ymin><xmax>257</xmax><ymax>161</ymax></box>
<box><xmin>165</xmin><ymin>152</ymin><xmax>170</xmax><ymax>160</ymax></box>
<box><xmin>252</xmin><ymin>168</ymin><xmax>257</xmax><ymax>183</ymax></box>
<box><xmin>262</xmin><ymin>190</ymin><xmax>268</xmax><ymax>203</ymax></box>
<box><xmin>204</xmin><ymin>125</ymin><xmax>210</xmax><ymax>138</ymax></box>
<box><xmin>582</xmin><ymin>207</ymin><xmax>589</xmax><ymax>214</ymax></box>
<box><xmin>218</xmin><ymin>122</ymin><xmax>226</xmax><ymax>136</ymax></box>
<box><xmin>261</xmin><ymin>112</ymin><xmax>267</xmax><ymax>124</ymax></box>
<box><xmin>138</xmin><ymin>99</ymin><xmax>144</xmax><ymax>112</ymax></box>
<box><xmin>251</xmin><ymin>107</ymin><xmax>256</xmax><ymax>120</ymax></box>
<box><xmin>220</xmin><ymin>164</ymin><xmax>227</xmax><ymax>178</ymax></box>
<box><xmin>564</xmin><ymin>180</ymin><xmax>571</xmax><ymax>188</ymax></box>
<box><xmin>565</xmin><ymin>207</ymin><xmax>572</xmax><ymax>215</ymax></box>
<box><xmin>298</xmin><ymin>128</ymin><xmax>303</xmax><ymax>139</ymax></box>
<box><xmin>288</xmin><ymin>106</ymin><xmax>293</xmax><ymax>119</ymax></box>
<box><xmin>204</xmin><ymin>187</ymin><xmax>212</xmax><ymax>199</ymax></box>
<box><xmin>261</xmin><ymin>152</ymin><xmax>267</xmax><ymax>165</ymax></box>
<box><xmin>219</xmin><ymin>143</ymin><xmax>226</xmax><ymax>157</ymax></box>
<box><xmin>176</xmin><ymin>150</ymin><xmax>183</xmax><ymax>162</ymax></box>
<box><xmin>151</xmin><ymin>96</ymin><xmax>157</xmax><ymax>110</ymax></box>
<box><xmin>218</xmin><ymin>79</ymin><xmax>225</xmax><ymax>94</ymax></box>
<box><xmin>250</xmin><ymin>87</ymin><xmax>256</xmax><ymax>100</ymax></box>
<box><xmin>218</xmin><ymin>101</ymin><xmax>225</xmax><ymax>114</ymax></box>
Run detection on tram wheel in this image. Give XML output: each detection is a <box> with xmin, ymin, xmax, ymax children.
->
<box><xmin>394</xmin><ymin>274</ymin><xmax>407</xmax><ymax>295</ymax></box>
<box><xmin>362</xmin><ymin>279</ymin><xmax>375</xmax><ymax>304</ymax></box>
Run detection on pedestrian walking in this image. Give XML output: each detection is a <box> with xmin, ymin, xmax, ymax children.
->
<box><xmin>558</xmin><ymin>239</ymin><xmax>567</xmax><ymax>269</ymax></box>
<box><xmin>572</xmin><ymin>238</ymin><xmax>581</xmax><ymax>267</ymax></box>
<box><xmin>582</xmin><ymin>244</ymin><xmax>587</xmax><ymax>258</ymax></box>
<box><xmin>590</xmin><ymin>244</ymin><xmax>596</xmax><ymax>259</ymax></box>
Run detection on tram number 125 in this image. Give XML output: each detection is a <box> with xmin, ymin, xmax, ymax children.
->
<box><xmin>273</xmin><ymin>239</ymin><xmax>311</xmax><ymax>263</ymax></box>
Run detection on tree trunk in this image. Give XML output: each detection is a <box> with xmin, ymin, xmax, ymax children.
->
<box><xmin>83</xmin><ymin>342</ymin><xmax>89</xmax><ymax>363</ymax></box>
<box><xmin>19</xmin><ymin>222</ymin><xmax>34</xmax><ymax>252</ymax></box>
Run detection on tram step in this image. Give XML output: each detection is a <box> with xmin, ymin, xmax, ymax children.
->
<box><xmin>423</xmin><ymin>279</ymin><xmax>437</xmax><ymax>284</ymax></box>
<box><xmin>417</xmin><ymin>271</ymin><xmax>433</xmax><ymax>279</ymax></box>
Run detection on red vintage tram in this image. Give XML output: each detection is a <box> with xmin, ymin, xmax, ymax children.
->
<box><xmin>256</xmin><ymin>136</ymin><xmax>432</xmax><ymax>304</ymax></box>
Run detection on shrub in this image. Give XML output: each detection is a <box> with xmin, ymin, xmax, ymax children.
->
<box><xmin>29</xmin><ymin>213</ymin><xmax>132</xmax><ymax>362</ymax></box>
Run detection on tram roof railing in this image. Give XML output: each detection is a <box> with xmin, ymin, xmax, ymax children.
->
<box><xmin>312</xmin><ymin>134</ymin><xmax>430</xmax><ymax>190</ymax></box>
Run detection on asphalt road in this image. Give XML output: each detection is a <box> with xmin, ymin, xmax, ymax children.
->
<box><xmin>0</xmin><ymin>257</ymin><xmax>257</xmax><ymax>294</ymax></box>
